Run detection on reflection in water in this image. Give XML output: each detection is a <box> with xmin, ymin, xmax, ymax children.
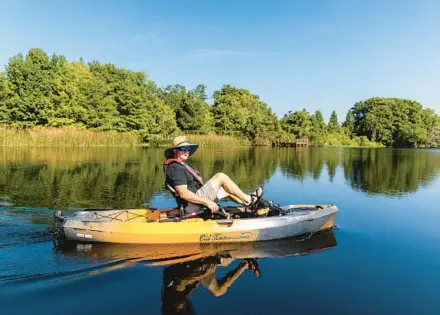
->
<box><xmin>277</xmin><ymin>147</ymin><xmax>440</xmax><ymax>195</ymax></box>
<box><xmin>56</xmin><ymin>230</ymin><xmax>337</xmax><ymax>315</ymax></box>
<box><xmin>161</xmin><ymin>256</ymin><xmax>259</xmax><ymax>315</ymax></box>
<box><xmin>0</xmin><ymin>147</ymin><xmax>439</xmax><ymax>210</ymax></box>
<box><xmin>344</xmin><ymin>149</ymin><xmax>440</xmax><ymax>195</ymax></box>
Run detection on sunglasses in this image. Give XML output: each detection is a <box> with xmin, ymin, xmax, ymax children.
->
<box><xmin>175</xmin><ymin>146</ymin><xmax>191</xmax><ymax>152</ymax></box>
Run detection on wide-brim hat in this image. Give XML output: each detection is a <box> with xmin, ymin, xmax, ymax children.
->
<box><xmin>164</xmin><ymin>136</ymin><xmax>199</xmax><ymax>158</ymax></box>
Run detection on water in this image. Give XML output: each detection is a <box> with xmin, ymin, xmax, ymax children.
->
<box><xmin>1</xmin><ymin>146</ymin><xmax>440</xmax><ymax>315</ymax></box>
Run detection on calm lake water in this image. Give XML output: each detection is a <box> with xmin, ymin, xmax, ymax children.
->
<box><xmin>1</xmin><ymin>146</ymin><xmax>440</xmax><ymax>315</ymax></box>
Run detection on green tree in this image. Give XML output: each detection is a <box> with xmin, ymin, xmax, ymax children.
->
<box><xmin>314</xmin><ymin>110</ymin><xmax>326</xmax><ymax>127</ymax></box>
<box><xmin>328</xmin><ymin>110</ymin><xmax>340</xmax><ymax>132</ymax></box>
<box><xmin>0</xmin><ymin>72</ymin><xmax>12</xmax><ymax>123</ymax></box>
<box><xmin>159</xmin><ymin>84</ymin><xmax>187</xmax><ymax>112</ymax></box>
<box><xmin>352</xmin><ymin>97</ymin><xmax>430</xmax><ymax>147</ymax></box>
<box><xmin>310</xmin><ymin>110</ymin><xmax>327</xmax><ymax>140</ymax></box>
<box><xmin>141</xmin><ymin>80</ymin><xmax>178</xmax><ymax>141</ymax></box>
<box><xmin>160</xmin><ymin>84</ymin><xmax>213</xmax><ymax>134</ymax></box>
<box><xmin>422</xmin><ymin>108</ymin><xmax>440</xmax><ymax>147</ymax></box>
<box><xmin>1</xmin><ymin>48</ymin><xmax>438</xmax><ymax>149</ymax></box>
<box><xmin>280</xmin><ymin>109</ymin><xmax>312</xmax><ymax>138</ymax></box>
<box><xmin>180</xmin><ymin>86</ymin><xmax>213</xmax><ymax>134</ymax></box>
<box><xmin>46</xmin><ymin>54</ymin><xmax>81</xmax><ymax>127</ymax></box>
<box><xmin>212</xmin><ymin>85</ymin><xmax>278</xmax><ymax>139</ymax></box>
<box><xmin>342</xmin><ymin>109</ymin><xmax>355</xmax><ymax>135</ymax></box>
<box><xmin>5</xmin><ymin>49</ymin><xmax>55</xmax><ymax>126</ymax></box>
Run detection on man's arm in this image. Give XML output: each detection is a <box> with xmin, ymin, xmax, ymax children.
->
<box><xmin>175</xmin><ymin>185</ymin><xmax>219</xmax><ymax>212</ymax></box>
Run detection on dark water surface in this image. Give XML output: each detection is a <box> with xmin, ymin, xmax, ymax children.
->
<box><xmin>1</xmin><ymin>147</ymin><xmax>440</xmax><ymax>315</ymax></box>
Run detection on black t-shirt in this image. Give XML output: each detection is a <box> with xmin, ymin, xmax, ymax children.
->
<box><xmin>165</xmin><ymin>162</ymin><xmax>203</xmax><ymax>206</ymax></box>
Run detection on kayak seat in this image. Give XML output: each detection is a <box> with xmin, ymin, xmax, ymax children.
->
<box><xmin>165</xmin><ymin>183</ymin><xmax>190</xmax><ymax>218</ymax></box>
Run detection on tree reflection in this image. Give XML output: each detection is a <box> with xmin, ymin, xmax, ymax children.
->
<box><xmin>0</xmin><ymin>147</ymin><xmax>439</xmax><ymax>210</ymax></box>
<box><xmin>276</xmin><ymin>147</ymin><xmax>440</xmax><ymax>195</ymax></box>
<box><xmin>0</xmin><ymin>147</ymin><xmax>277</xmax><ymax>209</ymax></box>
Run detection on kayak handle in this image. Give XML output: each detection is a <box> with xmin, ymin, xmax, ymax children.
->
<box><xmin>217</xmin><ymin>219</ymin><xmax>234</xmax><ymax>226</ymax></box>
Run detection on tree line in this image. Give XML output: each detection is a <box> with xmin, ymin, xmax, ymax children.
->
<box><xmin>0</xmin><ymin>48</ymin><xmax>439</xmax><ymax>148</ymax></box>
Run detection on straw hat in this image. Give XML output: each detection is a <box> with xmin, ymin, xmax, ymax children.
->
<box><xmin>164</xmin><ymin>136</ymin><xmax>199</xmax><ymax>158</ymax></box>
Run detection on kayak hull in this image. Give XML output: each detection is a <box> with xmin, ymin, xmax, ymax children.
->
<box><xmin>57</xmin><ymin>229</ymin><xmax>338</xmax><ymax>267</ymax></box>
<box><xmin>57</xmin><ymin>204</ymin><xmax>338</xmax><ymax>245</ymax></box>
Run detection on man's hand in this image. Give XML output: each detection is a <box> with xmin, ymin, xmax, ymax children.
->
<box><xmin>175</xmin><ymin>185</ymin><xmax>219</xmax><ymax>212</ymax></box>
<box><xmin>205</xmin><ymin>200</ymin><xmax>219</xmax><ymax>212</ymax></box>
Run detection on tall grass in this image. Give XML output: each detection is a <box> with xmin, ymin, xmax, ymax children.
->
<box><xmin>0</xmin><ymin>126</ymin><xmax>382</xmax><ymax>148</ymax></box>
<box><xmin>0</xmin><ymin>146</ymin><xmax>147</xmax><ymax>164</ymax></box>
<box><xmin>185</xmin><ymin>134</ymin><xmax>250</xmax><ymax>147</ymax></box>
<box><xmin>312</xmin><ymin>132</ymin><xmax>384</xmax><ymax>148</ymax></box>
<box><xmin>0</xmin><ymin>126</ymin><xmax>140</xmax><ymax>147</ymax></box>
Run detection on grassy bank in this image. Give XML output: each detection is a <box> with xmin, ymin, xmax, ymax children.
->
<box><xmin>0</xmin><ymin>126</ymin><xmax>383</xmax><ymax>148</ymax></box>
<box><xmin>0</xmin><ymin>126</ymin><xmax>140</xmax><ymax>147</ymax></box>
<box><xmin>312</xmin><ymin>132</ymin><xmax>384</xmax><ymax>148</ymax></box>
<box><xmin>185</xmin><ymin>134</ymin><xmax>250</xmax><ymax>147</ymax></box>
<box><xmin>0</xmin><ymin>126</ymin><xmax>251</xmax><ymax>148</ymax></box>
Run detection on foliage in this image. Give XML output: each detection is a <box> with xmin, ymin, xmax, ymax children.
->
<box><xmin>186</xmin><ymin>134</ymin><xmax>250</xmax><ymax>147</ymax></box>
<box><xmin>342</xmin><ymin>109</ymin><xmax>355</xmax><ymax>135</ymax></box>
<box><xmin>158</xmin><ymin>84</ymin><xmax>213</xmax><ymax>134</ymax></box>
<box><xmin>328</xmin><ymin>110</ymin><xmax>340</xmax><ymax>132</ymax></box>
<box><xmin>312</xmin><ymin>132</ymin><xmax>383</xmax><ymax>147</ymax></box>
<box><xmin>212</xmin><ymin>85</ymin><xmax>278</xmax><ymax>140</ymax></box>
<box><xmin>309</xmin><ymin>110</ymin><xmax>327</xmax><ymax>140</ymax></box>
<box><xmin>351</xmin><ymin>97</ymin><xmax>433</xmax><ymax>147</ymax></box>
<box><xmin>0</xmin><ymin>48</ymin><xmax>439</xmax><ymax>148</ymax></box>
<box><xmin>0</xmin><ymin>73</ymin><xmax>12</xmax><ymax>123</ymax></box>
<box><xmin>421</xmin><ymin>108</ymin><xmax>440</xmax><ymax>148</ymax></box>
<box><xmin>0</xmin><ymin>48</ymin><xmax>177</xmax><ymax>144</ymax></box>
<box><xmin>280</xmin><ymin>109</ymin><xmax>312</xmax><ymax>138</ymax></box>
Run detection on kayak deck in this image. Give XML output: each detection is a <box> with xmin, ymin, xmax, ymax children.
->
<box><xmin>55</xmin><ymin>204</ymin><xmax>338</xmax><ymax>244</ymax></box>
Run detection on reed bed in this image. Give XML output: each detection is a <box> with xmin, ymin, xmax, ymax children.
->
<box><xmin>0</xmin><ymin>126</ymin><xmax>140</xmax><ymax>147</ymax></box>
<box><xmin>185</xmin><ymin>134</ymin><xmax>250</xmax><ymax>147</ymax></box>
<box><xmin>0</xmin><ymin>146</ymin><xmax>148</xmax><ymax>164</ymax></box>
<box><xmin>0</xmin><ymin>126</ymin><xmax>252</xmax><ymax>148</ymax></box>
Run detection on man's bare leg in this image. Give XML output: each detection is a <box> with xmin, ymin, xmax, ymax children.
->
<box><xmin>201</xmin><ymin>259</ymin><xmax>258</xmax><ymax>297</ymax></box>
<box><xmin>226</xmin><ymin>194</ymin><xmax>244</xmax><ymax>205</ymax></box>
<box><xmin>208</xmin><ymin>173</ymin><xmax>262</xmax><ymax>205</ymax></box>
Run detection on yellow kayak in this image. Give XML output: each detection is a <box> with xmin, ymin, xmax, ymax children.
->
<box><xmin>56</xmin><ymin>228</ymin><xmax>338</xmax><ymax>267</ymax></box>
<box><xmin>54</xmin><ymin>203</ymin><xmax>338</xmax><ymax>245</ymax></box>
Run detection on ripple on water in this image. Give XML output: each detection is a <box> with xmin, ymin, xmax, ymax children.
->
<box><xmin>0</xmin><ymin>207</ymin><xmax>55</xmax><ymax>249</ymax></box>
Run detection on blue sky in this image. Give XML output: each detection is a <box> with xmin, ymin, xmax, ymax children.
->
<box><xmin>0</xmin><ymin>0</ymin><xmax>439</xmax><ymax>120</ymax></box>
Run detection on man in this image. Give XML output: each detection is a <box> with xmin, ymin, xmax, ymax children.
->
<box><xmin>163</xmin><ymin>136</ymin><xmax>263</xmax><ymax>214</ymax></box>
<box><xmin>161</xmin><ymin>254</ymin><xmax>259</xmax><ymax>315</ymax></box>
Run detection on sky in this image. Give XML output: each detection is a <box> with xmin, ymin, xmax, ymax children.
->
<box><xmin>0</xmin><ymin>0</ymin><xmax>439</xmax><ymax>120</ymax></box>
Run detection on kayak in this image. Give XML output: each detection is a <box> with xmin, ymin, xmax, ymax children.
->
<box><xmin>54</xmin><ymin>203</ymin><xmax>338</xmax><ymax>245</ymax></box>
<box><xmin>56</xmin><ymin>229</ymin><xmax>338</xmax><ymax>267</ymax></box>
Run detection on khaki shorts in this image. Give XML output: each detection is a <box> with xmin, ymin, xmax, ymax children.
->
<box><xmin>185</xmin><ymin>179</ymin><xmax>228</xmax><ymax>213</ymax></box>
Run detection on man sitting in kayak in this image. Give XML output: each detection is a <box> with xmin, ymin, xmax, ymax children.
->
<box><xmin>164</xmin><ymin>136</ymin><xmax>263</xmax><ymax>214</ymax></box>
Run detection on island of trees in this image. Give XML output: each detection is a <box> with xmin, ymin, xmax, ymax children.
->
<box><xmin>0</xmin><ymin>48</ymin><xmax>439</xmax><ymax>148</ymax></box>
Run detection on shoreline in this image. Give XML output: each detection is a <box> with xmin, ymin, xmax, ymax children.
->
<box><xmin>0</xmin><ymin>126</ymin><xmax>388</xmax><ymax>148</ymax></box>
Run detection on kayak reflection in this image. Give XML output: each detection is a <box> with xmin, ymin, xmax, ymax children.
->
<box><xmin>56</xmin><ymin>229</ymin><xmax>337</xmax><ymax>315</ymax></box>
<box><xmin>159</xmin><ymin>230</ymin><xmax>336</xmax><ymax>315</ymax></box>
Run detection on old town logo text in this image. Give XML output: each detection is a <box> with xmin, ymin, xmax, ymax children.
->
<box><xmin>200</xmin><ymin>232</ymin><xmax>253</xmax><ymax>242</ymax></box>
